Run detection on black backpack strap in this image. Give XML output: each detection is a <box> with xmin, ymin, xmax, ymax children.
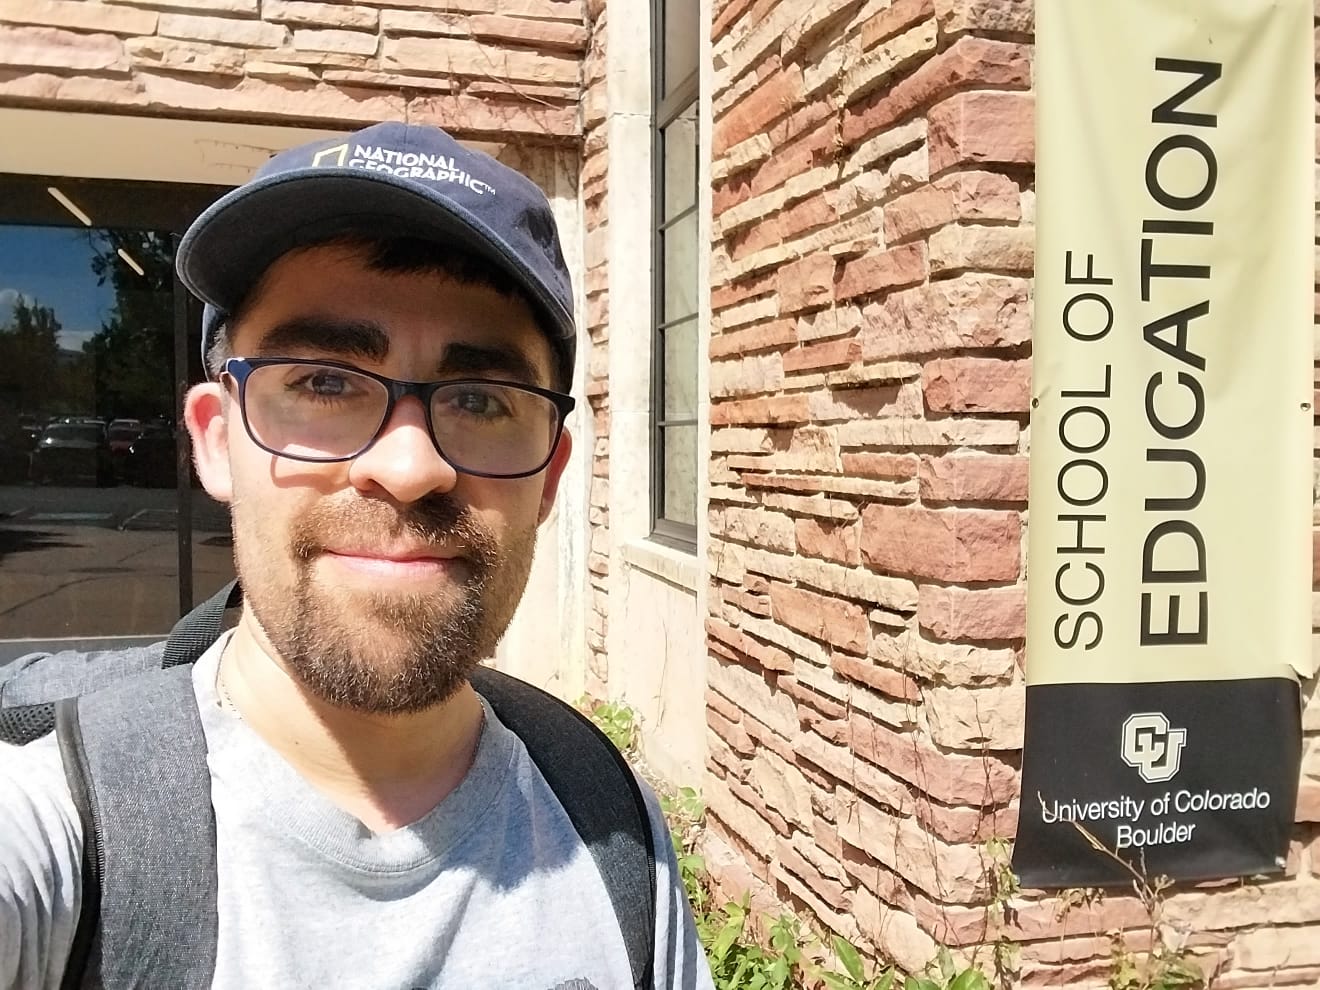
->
<box><xmin>55</xmin><ymin>666</ymin><xmax>219</xmax><ymax>989</ymax></box>
<box><xmin>469</xmin><ymin>666</ymin><xmax>656</xmax><ymax>990</ymax></box>
<box><xmin>162</xmin><ymin>580</ymin><xmax>242</xmax><ymax>668</ymax></box>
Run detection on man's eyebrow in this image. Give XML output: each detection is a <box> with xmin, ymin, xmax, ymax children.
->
<box><xmin>251</xmin><ymin>318</ymin><xmax>390</xmax><ymax>362</ymax></box>
<box><xmin>438</xmin><ymin>342</ymin><xmax>545</xmax><ymax>387</ymax></box>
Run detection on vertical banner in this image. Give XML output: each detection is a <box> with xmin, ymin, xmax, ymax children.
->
<box><xmin>1015</xmin><ymin>0</ymin><xmax>1315</xmax><ymax>888</ymax></box>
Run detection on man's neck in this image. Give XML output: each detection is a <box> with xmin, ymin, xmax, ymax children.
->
<box><xmin>218</xmin><ymin>613</ymin><xmax>486</xmax><ymax>833</ymax></box>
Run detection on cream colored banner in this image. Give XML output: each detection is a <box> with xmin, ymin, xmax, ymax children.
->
<box><xmin>1029</xmin><ymin>0</ymin><xmax>1315</xmax><ymax>686</ymax></box>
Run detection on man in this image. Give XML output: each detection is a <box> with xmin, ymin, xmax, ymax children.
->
<box><xmin>0</xmin><ymin>121</ymin><xmax>712</xmax><ymax>989</ymax></box>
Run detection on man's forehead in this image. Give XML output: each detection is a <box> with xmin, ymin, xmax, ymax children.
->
<box><xmin>233</xmin><ymin>244</ymin><xmax>556</xmax><ymax>378</ymax></box>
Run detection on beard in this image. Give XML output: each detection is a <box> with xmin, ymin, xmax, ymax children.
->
<box><xmin>230</xmin><ymin>490</ymin><xmax>536</xmax><ymax>715</ymax></box>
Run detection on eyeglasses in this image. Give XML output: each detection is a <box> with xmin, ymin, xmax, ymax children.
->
<box><xmin>222</xmin><ymin>357</ymin><xmax>575</xmax><ymax>479</ymax></box>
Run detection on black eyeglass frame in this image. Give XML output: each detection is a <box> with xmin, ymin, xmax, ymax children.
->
<box><xmin>222</xmin><ymin>357</ymin><xmax>576</xmax><ymax>479</ymax></box>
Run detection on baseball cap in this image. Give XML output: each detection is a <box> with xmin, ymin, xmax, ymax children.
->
<box><xmin>176</xmin><ymin>120</ymin><xmax>576</xmax><ymax>386</ymax></box>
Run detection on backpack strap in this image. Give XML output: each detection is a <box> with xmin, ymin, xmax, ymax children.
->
<box><xmin>56</xmin><ymin>666</ymin><xmax>218</xmax><ymax>990</ymax></box>
<box><xmin>162</xmin><ymin>580</ymin><xmax>241</xmax><ymax>668</ymax></box>
<box><xmin>469</xmin><ymin>666</ymin><xmax>656</xmax><ymax>990</ymax></box>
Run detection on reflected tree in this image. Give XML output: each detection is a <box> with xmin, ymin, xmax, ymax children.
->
<box><xmin>0</xmin><ymin>297</ymin><xmax>62</xmax><ymax>416</ymax></box>
<box><xmin>85</xmin><ymin>230</ymin><xmax>176</xmax><ymax>422</ymax></box>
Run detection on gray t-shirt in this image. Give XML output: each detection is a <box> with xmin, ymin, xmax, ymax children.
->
<box><xmin>0</xmin><ymin>641</ymin><xmax>713</xmax><ymax>989</ymax></box>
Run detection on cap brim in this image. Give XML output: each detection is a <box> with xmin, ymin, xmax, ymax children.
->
<box><xmin>177</xmin><ymin>168</ymin><xmax>573</xmax><ymax>338</ymax></box>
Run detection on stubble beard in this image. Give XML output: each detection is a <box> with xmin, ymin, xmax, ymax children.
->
<box><xmin>231</xmin><ymin>491</ymin><xmax>536</xmax><ymax>715</ymax></box>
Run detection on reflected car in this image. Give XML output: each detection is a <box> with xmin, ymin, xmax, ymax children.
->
<box><xmin>107</xmin><ymin>419</ymin><xmax>143</xmax><ymax>481</ymax></box>
<box><xmin>29</xmin><ymin>423</ymin><xmax>114</xmax><ymax>487</ymax></box>
<box><xmin>123</xmin><ymin>424</ymin><xmax>176</xmax><ymax>488</ymax></box>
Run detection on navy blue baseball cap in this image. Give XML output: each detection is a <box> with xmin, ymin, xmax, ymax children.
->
<box><xmin>176</xmin><ymin>120</ymin><xmax>576</xmax><ymax>385</ymax></box>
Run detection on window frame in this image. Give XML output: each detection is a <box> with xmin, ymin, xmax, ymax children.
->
<box><xmin>649</xmin><ymin>0</ymin><xmax>701</xmax><ymax>552</ymax></box>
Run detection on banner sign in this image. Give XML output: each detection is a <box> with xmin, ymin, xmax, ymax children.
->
<box><xmin>1015</xmin><ymin>0</ymin><xmax>1315</xmax><ymax>888</ymax></box>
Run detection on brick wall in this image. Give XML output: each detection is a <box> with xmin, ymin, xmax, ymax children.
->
<box><xmin>0</xmin><ymin>0</ymin><xmax>586</xmax><ymax>140</ymax></box>
<box><xmin>580</xmin><ymin>0</ymin><xmax>612</xmax><ymax>694</ymax></box>
<box><xmin>701</xmin><ymin>0</ymin><xmax>1320</xmax><ymax>985</ymax></box>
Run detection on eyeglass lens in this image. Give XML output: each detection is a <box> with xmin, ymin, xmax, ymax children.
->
<box><xmin>241</xmin><ymin>362</ymin><xmax>560</xmax><ymax>476</ymax></box>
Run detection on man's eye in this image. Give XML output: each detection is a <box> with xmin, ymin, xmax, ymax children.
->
<box><xmin>308</xmin><ymin>372</ymin><xmax>348</xmax><ymax>395</ymax></box>
<box><xmin>449</xmin><ymin>388</ymin><xmax>510</xmax><ymax>418</ymax></box>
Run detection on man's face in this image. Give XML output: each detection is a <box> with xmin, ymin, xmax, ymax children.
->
<box><xmin>186</xmin><ymin>243</ymin><xmax>572</xmax><ymax>714</ymax></box>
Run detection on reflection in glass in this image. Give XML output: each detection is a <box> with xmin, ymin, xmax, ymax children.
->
<box><xmin>662</xmin><ymin>106</ymin><xmax>698</xmax><ymax>220</ymax></box>
<box><xmin>662</xmin><ymin>0</ymin><xmax>699</xmax><ymax>93</ymax></box>
<box><xmin>0</xmin><ymin>223</ymin><xmax>232</xmax><ymax>640</ymax></box>
<box><xmin>663</xmin><ymin>318</ymin><xmax>698</xmax><ymax>419</ymax></box>
<box><xmin>662</xmin><ymin>212</ymin><xmax>698</xmax><ymax>323</ymax></box>
<box><xmin>662</xmin><ymin>424</ymin><xmax>697</xmax><ymax>527</ymax></box>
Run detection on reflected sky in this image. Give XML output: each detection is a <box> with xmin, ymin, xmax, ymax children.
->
<box><xmin>0</xmin><ymin>226</ymin><xmax>119</xmax><ymax>352</ymax></box>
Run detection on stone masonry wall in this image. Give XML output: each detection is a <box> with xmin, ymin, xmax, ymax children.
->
<box><xmin>701</xmin><ymin>0</ymin><xmax>1320</xmax><ymax>986</ymax></box>
<box><xmin>580</xmin><ymin>0</ymin><xmax>612</xmax><ymax>693</ymax></box>
<box><xmin>0</xmin><ymin>0</ymin><xmax>587</xmax><ymax>141</ymax></box>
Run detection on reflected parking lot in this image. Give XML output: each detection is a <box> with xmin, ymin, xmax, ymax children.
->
<box><xmin>0</xmin><ymin>482</ymin><xmax>233</xmax><ymax>641</ymax></box>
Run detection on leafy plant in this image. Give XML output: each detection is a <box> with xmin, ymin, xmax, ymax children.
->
<box><xmin>582</xmin><ymin>696</ymin><xmax>639</xmax><ymax>753</ymax></box>
<box><xmin>1067</xmin><ymin>826</ymin><xmax>1207</xmax><ymax>990</ymax></box>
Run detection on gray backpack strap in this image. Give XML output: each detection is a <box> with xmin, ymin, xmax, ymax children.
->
<box><xmin>56</xmin><ymin>666</ymin><xmax>218</xmax><ymax>990</ymax></box>
<box><xmin>469</xmin><ymin>667</ymin><xmax>656</xmax><ymax>990</ymax></box>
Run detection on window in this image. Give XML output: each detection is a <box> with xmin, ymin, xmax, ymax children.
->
<box><xmin>651</xmin><ymin>0</ymin><xmax>700</xmax><ymax>549</ymax></box>
<box><xmin>0</xmin><ymin>175</ymin><xmax>232</xmax><ymax>658</ymax></box>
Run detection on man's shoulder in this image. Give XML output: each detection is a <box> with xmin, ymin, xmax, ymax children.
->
<box><xmin>1</xmin><ymin>641</ymin><xmax>167</xmax><ymax>709</ymax></box>
<box><xmin>0</xmin><ymin>729</ymin><xmax>81</xmax><ymax>856</ymax></box>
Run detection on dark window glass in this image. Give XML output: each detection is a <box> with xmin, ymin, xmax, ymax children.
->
<box><xmin>652</xmin><ymin>1</ymin><xmax>700</xmax><ymax>550</ymax></box>
<box><xmin>0</xmin><ymin>176</ymin><xmax>231</xmax><ymax>655</ymax></box>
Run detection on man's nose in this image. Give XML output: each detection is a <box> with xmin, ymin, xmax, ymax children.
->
<box><xmin>346</xmin><ymin>396</ymin><xmax>459</xmax><ymax>502</ymax></box>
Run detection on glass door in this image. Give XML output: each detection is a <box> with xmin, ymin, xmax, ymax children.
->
<box><xmin>0</xmin><ymin>175</ymin><xmax>232</xmax><ymax>658</ymax></box>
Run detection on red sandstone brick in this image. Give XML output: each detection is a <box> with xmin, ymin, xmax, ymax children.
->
<box><xmin>795</xmin><ymin>518</ymin><xmax>862</xmax><ymax>566</ymax></box>
<box><xmin>713</xmin><ymin>175</ymin><xmax>754</xmax><ymax>216</ymax></box>
<box><xmin>919</xmin><ymin>453</ymin><xmax>1029</xmax><ymax>503</ymax></box>
<box><xmin>923</xmin><ymin>357</ymin><xmax>1031</xmax><ymax>413</ymax></box>
<box><xmin>782</xmin><ymin>339</ymin><xmax>861</xmax><ymax>374</ymax></box>
<box><xmin>722</xmin><ymin>586</ymin><xmax>773</xmax><ymax>618</ymax></box>
<box><xmin>859</xmin><ymin>0</ymin><xmax>935</xmax><ymax>50</ymax></box>
<box><xmin>860</xmin><ymin>504</ymin><xmax>1021</xmax><ymax>582</ymax></box>
<box><xmin>710</xmin><ymin>395</ymin><xmax>812</xmax><ymax>426</ymax></box>
<box><xmin>707</xmin><ymin>707</ymin><xmax>756</xmax><ymax>755</ymax></box>
<box><xmin>840</xmin><ymin>452</ymin><xmax>920</xmax><ymax>480</ymax></box>
<box><xmin>830</xmin><ymin>653</ymin><xmax>919</xmax><ymax>700</ymax></box>
<box><xmin>845</xmin><ymin>716</ymin><xmax>1019</xmax><ymax>805</ymax></box>
<box><xmin>6</xmin><ymin>0</ymin><xmax>159</xmax><ymax>35</ymax></box>
<box><xmin>834</xmin><ymin>244</ymin><xmax>927</xmax><ymax>302</ymax></box>
<box><xmin>710</xmin><ymin>320</ymin><xmax>796</xmax><ymax>359</ymax></box>
<box><xmin>0</xmin><ymin>24</ymin><xmax>128</xmax><ymax>71</ymax></box>
<box><xmin>883</xmin><ymin>171</ymin><xmax>1021</xmax><ymax>244</ymax></box>
<box><xmin>714</xmin><ymin>60</ymin><xmax>804</xmax><ymax>155</ymax></box>
<box><xmin>841</xmin><ymin>36</ymin><xmax>1030</xmax><ymax>144</ymax></box>
<box><xmin>864</xmin><ymin>274</ymin><xmax>1031</xmax><ymax>361</ymax></box>
<box><xmin>770</xmin><ymin>584</ymin><xmax>871</xmax><ymax>653</ymax></box>
<box><xmin>776</xmin><ymin>194</ymin><xmax>838</xmax><ymax>245</ymax></box>
<box><xmin>918</xmin><ymin>584</ymin><xmax>1026</xmax><ymax>641</ymax></box>
<box><xmin>928</xmin><ymin>90</ymin><xmax>1034</xmax><ymax>174</ymax></box>
<box><xmin>706</xmin><ymin>618</ymin><xmax>794</xmax><ymax>673</ymax></box>
<box><xmin>935</xmin><ymin>0</ymin><xmax>1034</xmax><ymax>36</ymax></box>
<box><xmin>775</xmin><ymin>254</ymin><xmax>836</xmax><ymax>316</ymax></box>
<box><xmin>713</xmin><ymin>267</ymin><xmax>779</xmax><ymax>312</ymax></box>
<box><xmin>750</xmin><ymin>119</ymin><xmax>838</xmax><ymax>199</ymax></box>
<box><xmin>777</xmin><ymin>674</ymin><xmax>848</xmax><ymax>720</ymax></box>
<box><xmin>712</xmin><ymin>0</ymin><xmax>758</xmax><ymax>37</ymax></box>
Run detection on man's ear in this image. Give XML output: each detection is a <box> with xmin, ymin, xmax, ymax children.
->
<box><xmin>536</xmin><ymin>427</ymin><xmax>573</xmax><ymax>526</ymax></box>
<box><xmin>184</xmin><ymin>381</ymin><xmax>232</xmax><ymax>503</ymax></box>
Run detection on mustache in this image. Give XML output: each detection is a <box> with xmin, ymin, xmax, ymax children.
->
<box><xmin>289</xmin><ymin>493</ymin><xmax>500</xmax><ymax>573</ymax></box>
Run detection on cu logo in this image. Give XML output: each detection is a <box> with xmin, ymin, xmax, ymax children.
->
<box><xmin>1120</xmin><ymin>712</ymin><xmax>1187</xmax><ymax>783</ymax></box>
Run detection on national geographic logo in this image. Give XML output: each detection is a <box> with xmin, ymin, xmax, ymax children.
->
<box><xmin>1121</xmin><ymin>712</ymin><xmax>1187</xmax><ymax>783</ymax></box>
<box><xmin>310</xmin><ymin>142</ymin><xmax>494</xmax><ymax>195</ymax></box>
<box><xmin>312</xmin><ymin>144</ymin><xmax>349</xmax><ymax>168</ymax></box>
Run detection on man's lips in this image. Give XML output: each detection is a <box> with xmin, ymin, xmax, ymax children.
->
<box><xmin>319</xmin><ymin>546</ymin><xmax>465</xmax><ymax>578</ymax></box>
